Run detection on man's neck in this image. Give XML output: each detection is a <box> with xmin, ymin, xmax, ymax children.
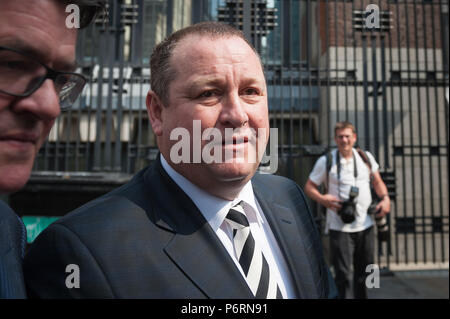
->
<box><xmin>160</xmin><ymin>154</ymin><xmax>248</xmax><ymax>201</ymax></box>
<box><xmin>339</xmin><ymin>148</ymin><xmax>353</xmax><ymax>159</ymax></box>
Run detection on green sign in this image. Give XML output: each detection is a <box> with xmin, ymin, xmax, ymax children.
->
<box><xmin>22</xmin><ymin>216</ymin><xmax>60</xmax><ymax>243</ymax></box>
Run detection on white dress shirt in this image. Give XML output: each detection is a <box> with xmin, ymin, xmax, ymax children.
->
<box><xmin>160</xmin><ymin>155</ymin><xmax>296</xmax><ymax>298</ymax></box>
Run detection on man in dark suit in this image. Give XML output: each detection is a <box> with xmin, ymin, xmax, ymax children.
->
<box><xmin>0</xmin><ymin>201</ymin><xmax>27</xmax><ymax>298</ymax></box>
<box><xmin>24</xmin><ymin>21</ymin><xmax>334</xmax><ymax>299</ymax></box>
<box><xmin>0</xmin><ymin>0</ymin><xmax>104</xmax><ymax>299</ymax></box>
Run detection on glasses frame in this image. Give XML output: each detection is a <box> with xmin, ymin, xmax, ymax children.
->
<box><xmin>0</xmin><ymin>46</ymin><xmax>87</xmax><ymax>110</ymax></box>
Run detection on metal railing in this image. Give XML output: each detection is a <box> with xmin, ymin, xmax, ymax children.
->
<box><xmin>19</xmin><ymin>0</ymin><xmax>449</xmax><ymax>269</ymax></box>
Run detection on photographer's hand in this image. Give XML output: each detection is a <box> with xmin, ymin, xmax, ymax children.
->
<box><xmin>372</xmin><ymin>171</ymin><xmax>391</xmax><ymax>218</ymax></box>
<box><xmin>375</xmin><ymin>195</ymin><xmax>390</xmax><ymax>218</ymax></box>
<box><xmin>304</xmin><ymin>179</ymin><xmax>342</xmax><ymax>212</ymax></box>
<box><xmin>321</xmin><ymin>194</ymin><xmax>342</xmax><ymax>212</ymax></box>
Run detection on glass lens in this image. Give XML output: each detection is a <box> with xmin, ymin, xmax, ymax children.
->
<box><xmin>55</xmin><ymin>73</ymin><xmax>86</xmax><ymax>109</ymax></box>
<box><xmin>0</xmin><ymin>49</ymin><xmax>46</xmax><ymax>96</ymax></box>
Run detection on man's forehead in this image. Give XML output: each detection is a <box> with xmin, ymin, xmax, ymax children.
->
<box><xmin>174</xmin><ymin>34</ymin><xmax>256</xmax><ymax>60</ymax></box>
<box><xmin>0</xmin><ymin>0</ymin><xmax>78</xmax><ymax>70</ymax></box>
<box><xmin>171</xmin><ymin>34</ymin><xmax>263</xmax><ymax>77</ymax></box>
<box><xmin>0</xmin><ymin>37</ymin><xmax>77</xmax><ymax>71</ymax></box>
<box><xmin>0</xmin><ymin>0</ymin><xmax>67</xmax><ymax>25</ymax></box>
<box><xmin>336</xmin><ymin>128</ymin><xmax>355</xmax><ymax>136</ymax></box>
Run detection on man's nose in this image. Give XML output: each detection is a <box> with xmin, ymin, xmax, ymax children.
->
<box><xmin>11</xmin><ymin>79</ymin><xmax>61</xmax><ymax>120</ymax></box>
<box><xmin>220</xmin><ymin>92</ymin><xmax>249</xmax><ymax>128</ymax></box>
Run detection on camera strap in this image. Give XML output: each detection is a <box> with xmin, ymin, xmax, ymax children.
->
<box><xmin>336</xmin><ymin>150</ymin><xmax>357</xmax><ymax>200</ymax></box>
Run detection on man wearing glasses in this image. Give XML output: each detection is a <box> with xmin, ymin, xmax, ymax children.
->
<box><xmin>0</xmin><ymin>0</ymin><xmax>104</xmax><ymax>298</ymax></box>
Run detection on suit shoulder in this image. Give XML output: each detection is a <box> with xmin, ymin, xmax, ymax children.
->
<box><xmin>51</xmin><ymin>170</ymin><xmax>151</xmax><ymax>233</ymax></box>
<box><xmin>32</xmin><ymin>193</ymin><xmax>157</xmax><ymax>258</ymax></box>
<box><xmin>0</xmin><ymin>201</ymin><xmax>17</xmax><ymax>223</ymax></box>
<box><xmin>0</xmin><ymin>201</ymin><xmax>25</xmax><ymax>242</ymax></box>
<box><xmin>252</xmin><ymin>173</ymin><xmax>310</xmax><ymax>215</ymax></box>
<box><xmin>252</xmin><ymin>173</ymin><xmax>309</xmax><ymax>206</ymax></box>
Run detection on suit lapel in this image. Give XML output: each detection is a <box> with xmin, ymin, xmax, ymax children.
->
<box><xmin>164</xmin><ymin>227</ymin><xmax>253</xmax><ymax>299</ymax></box>
<box><xmin>252</xmin><ymin>178</ymin><xmax>321</xmax><ymax>299</ymax></box>
<box><xmin>144</xmin><ymin>157</ymin><xmax>253</xmax><ymax>299</ymax></box>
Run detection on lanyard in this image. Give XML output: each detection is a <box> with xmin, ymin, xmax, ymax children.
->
<box><xmin>336</xmin><ymin>150</ymin><xmax>357</xmax><ymax>200</ymax></box>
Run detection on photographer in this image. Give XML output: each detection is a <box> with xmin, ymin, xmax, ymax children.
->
<box><xmin>304</xmin><ymin>121</ymin><xmax>390</xmax><ymax>299</ymax></box>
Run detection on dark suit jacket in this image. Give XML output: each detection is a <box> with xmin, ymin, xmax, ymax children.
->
<box><xmin>0</xmin><ymin>200</ymin><xmax>27</xmax><ymax>299</ymax></box>
<box><xmin>24</xmin><ymin>157</ymin><xmax>332</xmax><ymax>298</ymax></box>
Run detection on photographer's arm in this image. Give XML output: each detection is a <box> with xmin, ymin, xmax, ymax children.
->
<box><xmin>304</xmin><ymin>179</ymin><xmax>342</xmax><ymax>212</ymax></box>
<box><xmin>371</xmin><ymin>171</ymin><xmax>391</xmax><ymax>217</ymax></box>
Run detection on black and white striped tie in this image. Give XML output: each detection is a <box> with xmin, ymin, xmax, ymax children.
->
<box><xmin>225</xmin><ymin>201</ymin><xmax>283</xmax><ymax>299</ymax></box>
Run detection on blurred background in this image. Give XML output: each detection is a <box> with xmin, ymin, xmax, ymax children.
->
<box><xmin>3</xmin><ymin>0</ymin><xmax>448</xmax><ymax>294</ymax></box>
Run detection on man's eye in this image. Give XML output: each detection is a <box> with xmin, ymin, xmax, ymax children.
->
<box><xmin>242</xmin><ymin>88</ymin><xmax>260</xmax><ymax>96</ymax></box>
<box><xmin>199</xmin><ymin>90</ymin><xmax>217</xmax><ymax>98</ymax></box>
<box><xmin>0</xmin><ymin>61</ymin><xmax>25</xmax><ymax>70</ymax></box>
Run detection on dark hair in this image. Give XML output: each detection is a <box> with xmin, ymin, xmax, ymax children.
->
<box><xmin>62</xmin><ymin>0</ymin><xmax>107</xmax><ymax>29</ymax></box>
<box><xmin>150</xmin><ymin>21</ymin><xmax>262</xmax><ymax>106</ymax></box>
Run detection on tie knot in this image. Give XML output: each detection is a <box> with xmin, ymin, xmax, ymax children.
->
<box><xmin>225</xmin><ymin>201</ymin><xmax>249</xmax><ymax>230</ymax></box>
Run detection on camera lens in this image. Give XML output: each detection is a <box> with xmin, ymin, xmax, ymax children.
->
<box><xmin>376</xmin><ymin>215</ymin><xmax>389</xmax><ymax>241</ymax></box>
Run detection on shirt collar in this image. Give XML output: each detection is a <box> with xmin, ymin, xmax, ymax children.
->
<box><xmin>338</xmin><ymin>148</ymin><xmax>356</xmax><ymax>164</ymax></box>
<box><xmin>160</xmin><ymin>154</ymin><xmax>261</xmax><ymax>232</ymax></box>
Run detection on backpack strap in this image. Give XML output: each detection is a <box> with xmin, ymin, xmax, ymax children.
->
<box><xmin>355</xmin><ymin>146</ymin><xmax>374</xmax><ymax>183</ymax></box>
<box><xmin>325</xmin><ymin>150</ymin><xmax>333</xmax><ymax>191</ymax></box>
<box><xmin>355</xmin><ymin>147</ymin><xmax>371</xmax><ymax>168</ymax></box>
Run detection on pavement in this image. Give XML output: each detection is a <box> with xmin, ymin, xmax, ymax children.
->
<box><xmin>366</xmin><ymin>269</ymin><xmax>449</xmax><ymax>299</ymax></box>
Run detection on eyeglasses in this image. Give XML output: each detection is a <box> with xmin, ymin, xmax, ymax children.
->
<box><xmin>0</xmin><ymin>46</ymin><xmax>87</xmax><ymax>110</ymax></box>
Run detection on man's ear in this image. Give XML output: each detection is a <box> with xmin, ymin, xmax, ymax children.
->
<box><xmin>146</xmin><ymin>90</ymin><xmax>164</xmax><ymax>136</ymax></box>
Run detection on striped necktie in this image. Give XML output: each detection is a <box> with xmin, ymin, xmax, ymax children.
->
<box><xmin>225</xmin><ymin>201</ymin><xmax>283</xmax><ymax>299</ymax></box>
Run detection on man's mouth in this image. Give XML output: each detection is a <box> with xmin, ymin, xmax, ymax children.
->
<box><xmin>222</xmin><ymin>136</ymin><xmax>249</xmax><ymax>146</ymax></box>
<box><xmin>0</xmin><ymin>132</ymin><xmax>39</xmax><ymax>146</ymax></box>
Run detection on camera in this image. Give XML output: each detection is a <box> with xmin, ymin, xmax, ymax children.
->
<box><xmin>368</xmin><ymin>201</ymin><xmax>389</xmax><ymax>242</ymax></box>
<box><xmin>338</xmin><ymin>186</ymin><xmax>359</xmax><ymax>224</ymax></box>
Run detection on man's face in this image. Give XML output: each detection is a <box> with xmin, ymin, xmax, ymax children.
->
<box><xmin>335</xmin><ymin>128</ymin><xmax>357</xmax><ymax>154</ymax></box>
<box><xmin>0</xmin><ymin>0</ymin><xmax>77</xmax><ymax>193</ymax></box>
<box><xmin>149</xmin><ymin>35</ymin><xmax>269</xmax><ymax>196</ymax></box>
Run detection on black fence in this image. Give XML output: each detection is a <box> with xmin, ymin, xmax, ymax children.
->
<box><xmin>12</xmin><ymin>0</ymin><xmax>449</xmax><ymax>270</ymax></box>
